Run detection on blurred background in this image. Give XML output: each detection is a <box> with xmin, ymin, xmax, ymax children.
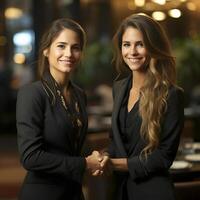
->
<box><xmin>0</xmin><ymin>0</ymin><xmax>200</xmax><ymax>200</ymax></box>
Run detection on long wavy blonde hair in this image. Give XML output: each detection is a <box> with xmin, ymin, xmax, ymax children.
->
<box><xmin>113</xmin><ymin>14</ymin><xmax>176</xmax><ymax>157</ymax></box>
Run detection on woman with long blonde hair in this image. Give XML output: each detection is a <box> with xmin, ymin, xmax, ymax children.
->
<box><xmin>98</xmin><ymin>14</ymin><xmax>184</xmax><ymax>200</ymax></box>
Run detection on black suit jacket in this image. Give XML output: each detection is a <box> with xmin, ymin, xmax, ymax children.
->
<box><xmin>16</xmin><ymin>76</ymin><xmax>88</xmax><ymax>200</ymax></box>
<box><xmin>108</xmin><ymin>75</ymin><xmax>184</xmax><ymax>200</ymax></box>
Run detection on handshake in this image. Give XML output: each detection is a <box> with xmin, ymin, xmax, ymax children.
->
<box><xmin>85</xmin><ymin>150</ymin><xmax>113</xmax><ymax>176</ymax></box>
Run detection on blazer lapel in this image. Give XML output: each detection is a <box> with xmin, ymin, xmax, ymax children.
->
<box><xmin>112</xmin><ymin>75</ymin><xmax>131</xmax><ymax>157</ymax></box>
<box><xmin>42</xmin><ymin>72</ymin><xmax>76</xmax><ymax>153</ymax></box>
<box><xmin>71</xmin><ymin>83</ymin><xmax>88</xmax><ymax>152</ymax></box>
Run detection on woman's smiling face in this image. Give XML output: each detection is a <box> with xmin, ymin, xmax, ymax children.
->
<box><xmin>121</xmin><ymin>26</ymin><xmax>148</xmax><ymax>72</ymax></box>
<box><xmin>44</xmin><ymin>28</ymin><xmax>82</xmax><ymax>75</ymax></box>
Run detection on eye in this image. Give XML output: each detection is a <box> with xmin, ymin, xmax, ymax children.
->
<box><xmin>72</xmin><ymin>45</ymin><xmax>81</xmax><ymax>51</ymax></box>
<box><xmin>57</xmin><ymin>44</ymin><xmax>65</xmax><ymax>49</ymax></box>
<box><xmin>137</xmin><ymin>41</ymin><xmax>144</xmax><ymax>47</ymax></box>
<box><xmin>122</xmin><ymin>43</ymin><xmax>130</xmax><ymax>47</ymax></box>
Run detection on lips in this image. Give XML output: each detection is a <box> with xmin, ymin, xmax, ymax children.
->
<box><xmin>128</xmin><ymin>57</ymin><xmax>143</xmax><ymax>63</ymax></box>
<box><xmin>59</xmin><ymin>59</ymin><xmax>74</xmax><ymax>65</ymax></box>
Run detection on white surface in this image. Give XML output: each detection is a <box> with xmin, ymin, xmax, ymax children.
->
<box><xmin>193</xmin><ymin>142</ymin><xmax>200</xmax><ymax>150</ymax></box>
<box><xmin>171</xmin><ymin>161</ymin><xmax>192</xmax><ymax>170</ymax></box>
<box><xmin>185</xmin><ymin>154</ymin><xmax>200</xmax><ymax>162</ymax></box>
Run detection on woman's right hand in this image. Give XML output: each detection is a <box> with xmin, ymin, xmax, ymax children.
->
<box><xmin>92</xmin><ymin>152</ymin><xmax>113</xmax><ymax>177</ymax></box>
<box><xmin>86</xmin><ymin>151</ymin><xmax>103</xmax><ymax>174</ymax></box>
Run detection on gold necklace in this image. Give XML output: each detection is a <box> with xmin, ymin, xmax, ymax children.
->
<box><xmin>56</xmin><ymin>84</ymin><xmax>82</xmax><ymax>128</ymax></box>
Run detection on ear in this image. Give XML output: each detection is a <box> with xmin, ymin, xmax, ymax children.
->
<box><xmin>43</xmin><ymin>49</ymin><xmax>49</xmax><ymax>57</ymax></box>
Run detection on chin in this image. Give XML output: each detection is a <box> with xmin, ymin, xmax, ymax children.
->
<box><xmin>61</xmin><ymin>66</ymin><xmax>75</xmax><ymax>73</ymax></box>
<box><xmin>128</xmin><ymin>65</ymin><xmax>142</xmax><ymax>71</ymax></box>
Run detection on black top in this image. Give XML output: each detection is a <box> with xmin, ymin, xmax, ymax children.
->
<box><xmin>118</xmin><ymin>78</ymin><xmax>141</xmax><ymax>154</ymax></box>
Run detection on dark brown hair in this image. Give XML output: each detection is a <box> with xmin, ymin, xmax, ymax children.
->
<box><xmin>38</xmin><ymin>18</ymin><xmax>86</xmax><ymax>78</ymax></box>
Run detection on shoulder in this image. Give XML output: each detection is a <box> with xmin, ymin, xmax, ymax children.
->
<box><xmin>18</xmin><ymin>81</ymin><xmax>43</xmax><ymax>94</ymax></box>
<box><xmin>17</xmin><ymin>81</ymin><xmax>45</xmax><ymax>104</ymax></box>
<box><xmin>113</xmin><ymin>75</ymin><xmax>131</xmax><ymax>89</ymax></box>
<box><xmin>168</xmin><ymin>85</ymin><xmax>184</xmax><ymax>103</ymax></box>
<box><xmin>71</xmin><ymin>82</ymin><xmax>86</xmax><ymax>98</ymax></box>
<box><xmin>72</xmin><ymin>82</ymin><xmax>85</xmax><ymax>94</ymax></box>
<box><xmin>16</xmin><ymin>82</ymin><xmax>46</xmax><ymax>119</ymax></box>
<box><xmin>71</xmin><ymin>82</ymin><xmax>87</xmax><ymax>103</ymax></box>
<box><xmin>165</xmin><ymin>85</ymin><xmax>184</xmax><ymax>115</ymax></box>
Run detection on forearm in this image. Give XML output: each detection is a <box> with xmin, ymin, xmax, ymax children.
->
<box><xmin>111</xmin><ymin>158</ymin><xmax>128</xmax><ymax>171</ymax></box>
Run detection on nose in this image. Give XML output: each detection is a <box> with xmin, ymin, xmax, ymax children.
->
<box><xmin>130</xmin><ymin>45</ymin><xmax>138</xmax><ymax>55</ymax></box>
<box><xmin>65</xmin><ymin>46</ymin><xmax>72</xmax><ymax>57</ymax></box>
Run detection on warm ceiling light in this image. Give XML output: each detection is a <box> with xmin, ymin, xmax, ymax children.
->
<box><xmin>152</xmin><ymin>11</ymin><xmax>166</xmax><ymax>21</ymax></box>
<box><xmin>135</xmin><ymin>0</ymin><xmax>145</xmax><ymax>7</ymax></box>
<box><xmin>14</xmin><ymin>53</ymin><xmax>26</xmax><ymax>64</ymax></box>
<box><xmin>168</xmin><ymin>9</ymin><xmax>182</xmax><ymax>18</ymax></box>
<box><xmin>152</xmin><ymin>0</ymin><xmax>166</xmax><ymax>5</ymax></box>
<box><xmin>5</xmin><ymin>7</ymin><xmax>23</xmax><ymax>19</ymax></box>
<box><xmin>180</xmin><ymin>0</ymin><xmax>187</xmax><ymax>2</ymax></box>
<box><xmin>186</xmin><ymin>2</ymin><xmax>196</xmax><ymax>11</ymax></box>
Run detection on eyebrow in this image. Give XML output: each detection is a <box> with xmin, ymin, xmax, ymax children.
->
<box><xmin>56</xmin><ymin>42</ymin><xmax>80</xmax><ymax>46</ymax></box>
<box><xmin>122</xmin><ymin>40</ymin><xmax>143</xmax><ymax>43</ymax></box>
<box><xmin>56</xmin><ymin>42</ymin><xmax>66</xmax><ymax>44</ymax></box>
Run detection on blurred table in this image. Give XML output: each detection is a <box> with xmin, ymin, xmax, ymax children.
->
<box><xmin>0</xmin><ymin>152</ymin><xmax>25</xmax><ymax>199</ymax></box>
<box><xmin>170</xmin><ymin>142</ymin><xmax>200</xmax><ymax>182</ymax></box>
<box><xmin>170</xmin><ymin>161</ymin><xmax>200</xmax><ymax>182</ymax></box>
<box><xmin>88</xmin><ymin>114</ymin><xmax>111</xmax><ymax>134</ymax></box>
<box><xmin>184</xmin><ymin>106</ymin><xmax>200</xmax><ymax>119</ymax></box>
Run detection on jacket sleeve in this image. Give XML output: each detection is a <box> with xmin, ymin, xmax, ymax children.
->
<box><xmin>106</xmin><ymin>129</ymin><xmax>116</xmax><ymax>157</ymax></box>
<box><xmin>106</xmin><ymin>83</ymin><xmax>117</xmax><ymax>157</ymax></box>
<box><xmin>127</xmin><ymin>87</ymin><xmax>184</xmax><ymax>180</ymax></box>
<box><xmin>16</xmin><ymin>84</ymin><xmax>86</xmax><ymax>183</ymax></box>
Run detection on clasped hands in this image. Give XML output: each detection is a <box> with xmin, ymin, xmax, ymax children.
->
<box><xmin>86</xmin><ymin>150</ymin><xmax>112</xmax><ymax>176</ymax></box>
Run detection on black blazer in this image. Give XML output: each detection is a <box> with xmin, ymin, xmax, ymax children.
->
<box><xmin>16</xmin><ymin>75</ymin><xmax>88</xmax><ymax>200</ymax></box>
<box><xmin>108</xmin><ymin>75</ymin><xmax>184</xmax><ymax>200</ymax></box>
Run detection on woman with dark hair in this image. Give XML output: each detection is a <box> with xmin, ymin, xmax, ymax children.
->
<box><xmin>99</xmin><ymin>14</ymin><xmax>184</xmax><ymax>200</ymax></box>
<box><xmin>16</xmin><ymin>18</ymin><xmax>101</xmax><ymax>200</ymax></box>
